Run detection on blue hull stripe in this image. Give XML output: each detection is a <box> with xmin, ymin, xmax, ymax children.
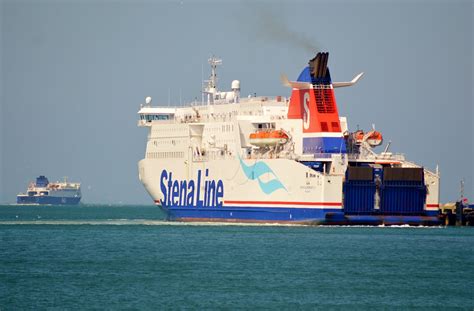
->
<box><xmin>165</xmin><ymin>206</ymin><xmax>336</xmax><ymax>222</ymax></box>
<box><xmin>17</xmin><ymin>196</ymin><xmax>81</xmax><ymax>205</ymax></box>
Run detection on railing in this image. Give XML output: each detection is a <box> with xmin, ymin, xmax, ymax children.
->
<box><xmin>189</xmin><ymin>150</ymin><xmax>409</xmax><ymax>164</ymax></box>
<box><xmin>307</xmin><ymin>153</ymin><xmax>334</xmax><ymax>159</ymax></box>
<box><xmin>295</xmin><ymin>152</ymin><xmax>406</xmax><ymax>162</ymax></box>
<box><xmin>346</xmin><ymin>153</ymin><xmax>406</xmax><ymax>161</ymax></box>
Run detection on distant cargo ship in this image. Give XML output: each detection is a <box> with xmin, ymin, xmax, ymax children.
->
<box><xmin>17</xmin><ymin>176</ymin><xmax>81</xmax><ymax>205</ymax></box>
<box><xmin>137</xmin><ymin>52</ymin><xmax>441</xmax><ymax>225</ymax></box>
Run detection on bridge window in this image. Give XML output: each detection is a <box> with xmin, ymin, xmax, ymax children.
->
<box><xmin>142</xmin><ymin>114</ymin><xmax>171</xmax><ymax>122</ymax></box>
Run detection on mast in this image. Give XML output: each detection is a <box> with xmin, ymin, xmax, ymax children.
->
<box><xmin>203</xmin><ymin>56</ymin><xmax>222</xmax><ymax>105</ymax></box>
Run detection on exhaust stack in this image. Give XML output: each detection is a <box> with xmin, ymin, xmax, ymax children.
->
<box><xmin>286</xmin><ymin>52</ymin><xmax>351</xmax><ymax>153</ymax></box>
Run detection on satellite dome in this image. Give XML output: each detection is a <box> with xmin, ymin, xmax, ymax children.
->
<box><xmin>231</xmin><ymin>80</ymin><xmax>240</xmax><ymax>90</ymax></box>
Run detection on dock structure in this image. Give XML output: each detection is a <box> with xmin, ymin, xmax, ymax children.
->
<box><xmin>440</xmin><ymin>202</ymin><xmax>474</xmax><ymax>226</ymax></box>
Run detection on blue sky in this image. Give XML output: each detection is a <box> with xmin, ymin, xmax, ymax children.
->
<box><xmin>1</xmin><ymin>0</ymin><xmax>472</xmax><ymax>204</ymax></box>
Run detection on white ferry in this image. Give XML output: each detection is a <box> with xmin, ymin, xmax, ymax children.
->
<box><xmin>137</xmin><ymin>53</ymin><xmax>441</xmax><ymax>225</ymax></box>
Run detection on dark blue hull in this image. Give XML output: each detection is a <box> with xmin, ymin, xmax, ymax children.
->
<box><xmin>17</xmin><ymin>196</ymin><xmax>81</xmax><ymax>205</ymax></box>
<box><xmin>160</xmin><ymin>205</ymin><xmax>442</xmax><ymax>226</ymax></box>
<box><xmin>165</xmin><ymin>206</ymin><xmax>335</xmax><ymax>224</ymax></box>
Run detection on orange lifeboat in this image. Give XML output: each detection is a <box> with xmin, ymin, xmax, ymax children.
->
<box><xmin>353</xmin><ymin>129</ymin><xmax>383</xmax><ymax>147</ymax></box>
<box><xmin>249</xmin><ymin>130</ymin><xmax>289</xmax><ymax>147</ymax></box>
<box><xmin>364</xmin><ymin>130</ymin><xmax>383</xmax><ymax>147</ymax></box>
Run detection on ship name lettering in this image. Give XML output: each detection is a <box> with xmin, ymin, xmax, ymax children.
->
<box><xmin>160</xmin><ymin>169</ymin><xmax>224</xmax><ymax>208</ymax></box>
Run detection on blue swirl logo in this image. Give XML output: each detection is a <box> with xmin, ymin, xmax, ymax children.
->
<box><xmin>238</xmin><ymin>157</ymin><xmax>287</xmax><ymax>194</ymax></box>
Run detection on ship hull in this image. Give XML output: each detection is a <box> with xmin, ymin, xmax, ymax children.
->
<box><xmin>157</xmin><ymin>204</ymin><xmax>441</xmax><ymax>226</ymax></box>
<box><xmin>162</xmin><ymin>204</ymin><xmax>337</xmax><ymax>224</ymax></box>
<box><xmin>16</xmin><ymin>195</ymin><xmax>81</xmax><ymax>205</ymax></box>
<box><xmin>139</xmin><ymin>156</ymin><xmax>441</xmax><ymax>226</ymax></box>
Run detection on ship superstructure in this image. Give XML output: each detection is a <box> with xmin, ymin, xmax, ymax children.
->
<box><xmin>17</xmin><ymin>176</ymin><xmax>81</xmax><ymax>205</ymax></box>
<box><xmin>137</xmin><ymin>53</ymin><xmax>441</xmax><ymax>225</ymax></box>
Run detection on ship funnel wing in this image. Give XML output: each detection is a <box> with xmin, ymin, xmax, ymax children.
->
<box><xmin>280</xmin><ymin>74</ymin><xmax>312</xmax><ymax>89</ymax></box>
<box><xmin>333</xmin><ymin>72</ymin><xmax>364</xmax><ymax>88</ymax></box>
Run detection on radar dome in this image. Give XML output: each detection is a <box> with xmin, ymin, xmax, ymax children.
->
<box><xmin>231</xmin><ymin>80</ymin><xmax>240</xmax><ymax>90</ymax></box>
<box><xmin>145</xmin><ymin>96</ymin><xmax>152</xmax><ymax>105</ymax></box>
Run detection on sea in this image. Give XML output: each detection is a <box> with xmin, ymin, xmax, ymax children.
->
<box><xmin>0</xmin><ymin>204</ymin><xmax>473</xmax><ymax>310</ymax></box>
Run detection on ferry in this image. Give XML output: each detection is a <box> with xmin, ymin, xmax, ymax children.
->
<box><xmin>137</xmin><ymin>52</ymin><xmax>441</xmax><ymax>225</ymax></box>
<box><xmin>17</xmin><ymin>176</ymin><xmax>81</xmax><ymax>205</ymax></box>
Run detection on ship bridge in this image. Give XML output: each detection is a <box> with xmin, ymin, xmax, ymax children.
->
<box><xmin>137</xmin><ymin>106</ymin><xmax>176</xmax><ymax>127</ymax></box>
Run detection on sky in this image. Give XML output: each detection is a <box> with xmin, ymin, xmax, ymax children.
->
<box><xmin>1</xmin><ymin>0</ymin><xmax>472</xmax><ymax>204</ymax></box>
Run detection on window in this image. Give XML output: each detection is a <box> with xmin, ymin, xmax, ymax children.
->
<box><xmin>320</xmin><ymin>122</ymin><xmax>329</xmax><ymax>132</ymax></box>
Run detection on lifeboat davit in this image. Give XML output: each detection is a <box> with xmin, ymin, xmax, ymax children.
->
<box><xmin>354</xmin><ymin>130</ymin><xmax>365</xmax><ymax>144</ymax></box>
<box><xmin>249</xmin><ymin>130</ymin><xmax>289</xmax><ymax>147</ymax></box>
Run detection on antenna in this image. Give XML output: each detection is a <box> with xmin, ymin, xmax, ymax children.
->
<box><xmin>168</xmin><ymin>88</ymin><xmax>170</xmax><ymax>107</ymax></box>
<box><xmin>383</xmin><ymin>140</ymin><xmax>391</xmax><ymax>153</ymax></box>
<box><xmin>201</xmin><ymin>63</ymin><xmax>204</xmax><ymax>105</ymax></box>
<box><xmin>208</xmin><ymin>56</ymin><xmax>222</xmax><ymax>89</ymax></box>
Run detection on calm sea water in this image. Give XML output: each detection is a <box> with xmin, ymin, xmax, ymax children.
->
<box><xmin>0</xmin><ymin>204</ymin><xmax>473</xmax><ymax>310</ymax></box>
